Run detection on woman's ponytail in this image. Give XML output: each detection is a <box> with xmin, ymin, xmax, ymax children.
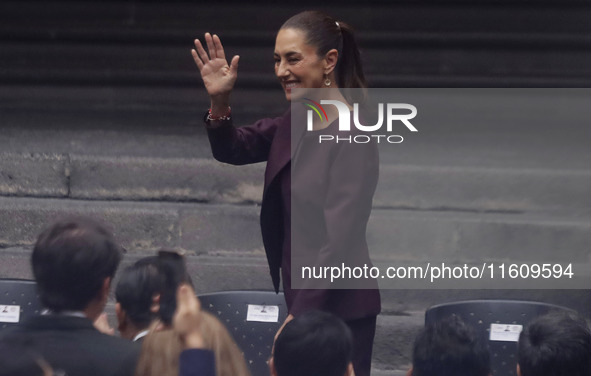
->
<box><xmin>336</xmin><ymin>21</ymin><xmax>366</xmax><ymax>90</ymax></box>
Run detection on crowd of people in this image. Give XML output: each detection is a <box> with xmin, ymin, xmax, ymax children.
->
<box><xmin>0</xmin><ymin>215</ymin><xmax>589</xmax><ymax>376</ymax></box>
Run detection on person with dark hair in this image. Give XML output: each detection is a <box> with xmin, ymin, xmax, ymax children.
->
<box><xmin>408</xmin><ymin>315</ymin><xmax>491</xmax><ymax>376</ymax></box>
<box><xmin>31</xmin><ymin>216</ymin><xmax>122</xmax><ymax>314</ymax></box>
<box><xmin>115</xmin><ymin>256</ymin><xmax>163</xmax><ymax>341</ymax></box>
<box><xmin>0</xmin><ymin>216</ymin><xmax>140</xmax><ymax>376</ymax></box>
<box><xmin>191</xmin><ymin>10</ymin><xmax>380</xmax><ymax>376</ymax></box>
<box><xmin>517</xmin><ymin>311</ymin><xmax>591</xmax><ymax>376</ymax></box>
<box><xmin>270</xmin><ymin>310</ymin><xmax>354</xmax><ymax>376</ymax></box>
<box><xmin>279</xmin><ymin>11</ymin><xmax>366</xmax><ymax>95</ymax></box>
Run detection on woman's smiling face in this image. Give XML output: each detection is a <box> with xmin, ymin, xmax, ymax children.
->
<box><xmin>274</xmin><ymin>28</ymin><xmax>327</xmax><ymax>101</ymax></box>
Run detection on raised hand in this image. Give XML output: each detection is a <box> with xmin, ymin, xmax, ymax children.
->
<box><xmin>173</xmin><ymin>284</ymin><xmax>205</xmax><ymax>349</ymax></box>
<box><xmin>192</xmin><ymin>33</ymin><xmax>239</xmax><ymax>114</ymax></box>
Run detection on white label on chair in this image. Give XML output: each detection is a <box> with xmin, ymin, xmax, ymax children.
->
<box><xmin>0</xmin><ymin>305</ymin><xmax>20</xmax><ymax>323</ymax></box>
<box><xmin>246</xmin><ymin>305</ymin><xmax>279</xmax><ymax>323</ymax></box>
<box><xmin>489</xmin><ymin>323</ymin><xmax>523</xmax><ymax>342</ymax></box>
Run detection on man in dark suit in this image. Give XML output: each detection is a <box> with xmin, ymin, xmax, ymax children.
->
<box><xmin>0</xmin><ymin>216</ymin><xmax>140</xmax><ymax>376</ymax></box>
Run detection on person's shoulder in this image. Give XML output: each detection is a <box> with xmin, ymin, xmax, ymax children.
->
<box><xmin>1</xmin><ymin>315</ymin><xmax>89</xmax><ymax>335</ymax></box>
<box><xmin>82</xmin><ymin>328</ymin><xmax>141</xmax><ymax>374</ymax></box>
<box><xmin>0</xmin><ymin>317</ymin><xmax>140</xmax><ymax>375</ymax></box>
<box><xmin>92</xmin><ymin>329</ymin><xmax>141</xmax><ymax>352</ymax></box>
<box><xmin>7</xmin><ymin>315</ymin><xmax>137</xmax><ymax>351</ymax></box>
<box><xmin>0</xmin><ymin>324</ymin><xmax>27</xmax><ymax>342</ymax></box>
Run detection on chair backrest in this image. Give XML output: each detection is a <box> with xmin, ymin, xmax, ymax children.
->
<box><xmin>0</xmin><ymin>279</ymin><xmax>43</xmax><ymax>331</ymax></box>
<box><xmin>424</xmin><ymin>299</ymin><xmax>572</xmax><ymax>376</ymax></box>
<box><xmin>198</xmin><ymin>290</ymin><xmax>288</xmax><ymax>376</ymax></box>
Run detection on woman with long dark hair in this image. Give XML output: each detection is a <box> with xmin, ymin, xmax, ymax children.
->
<box><xmin>192</xmin><ymin>11</ymin><xmax>380</xmax><ymax>376</ymax></box>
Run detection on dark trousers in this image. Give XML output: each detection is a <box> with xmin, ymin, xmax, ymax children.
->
<box><xmin>347</xmin><ymin>315</ymin><xmax>377</xmax><ymax>376</ymax></box>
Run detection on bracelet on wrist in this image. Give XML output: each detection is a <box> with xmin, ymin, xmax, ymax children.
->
<box><xmin>206</xmin><ymin>107</ymin><xmax>231</xmax><ymax>121</ymax></box>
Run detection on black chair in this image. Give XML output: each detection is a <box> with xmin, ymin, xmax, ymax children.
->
<box><xmin>0</xmin><ymin>279</ymin><xmax>42</xmax><ymax>331</ymax></box>
<box><xmin>425</xmin><ymin>299</ymin><xmax>572</xmax><ymax>376</ymax></box>
<box><xmin>199</xmin><ymin>291</ymin><xmax>287</xmax><ymax>376</ymax></box>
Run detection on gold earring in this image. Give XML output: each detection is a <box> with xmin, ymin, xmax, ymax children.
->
<box><xmin>324</xmin><ymin>77</ymin><xmax>331</xmax><ymax>87</ymax></box>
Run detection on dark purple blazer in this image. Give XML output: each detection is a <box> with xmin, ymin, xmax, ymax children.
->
<box><xmin>205</xmin><ymin>109</ymin><xmax>380</xmax><ymax>321</ymax></box>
